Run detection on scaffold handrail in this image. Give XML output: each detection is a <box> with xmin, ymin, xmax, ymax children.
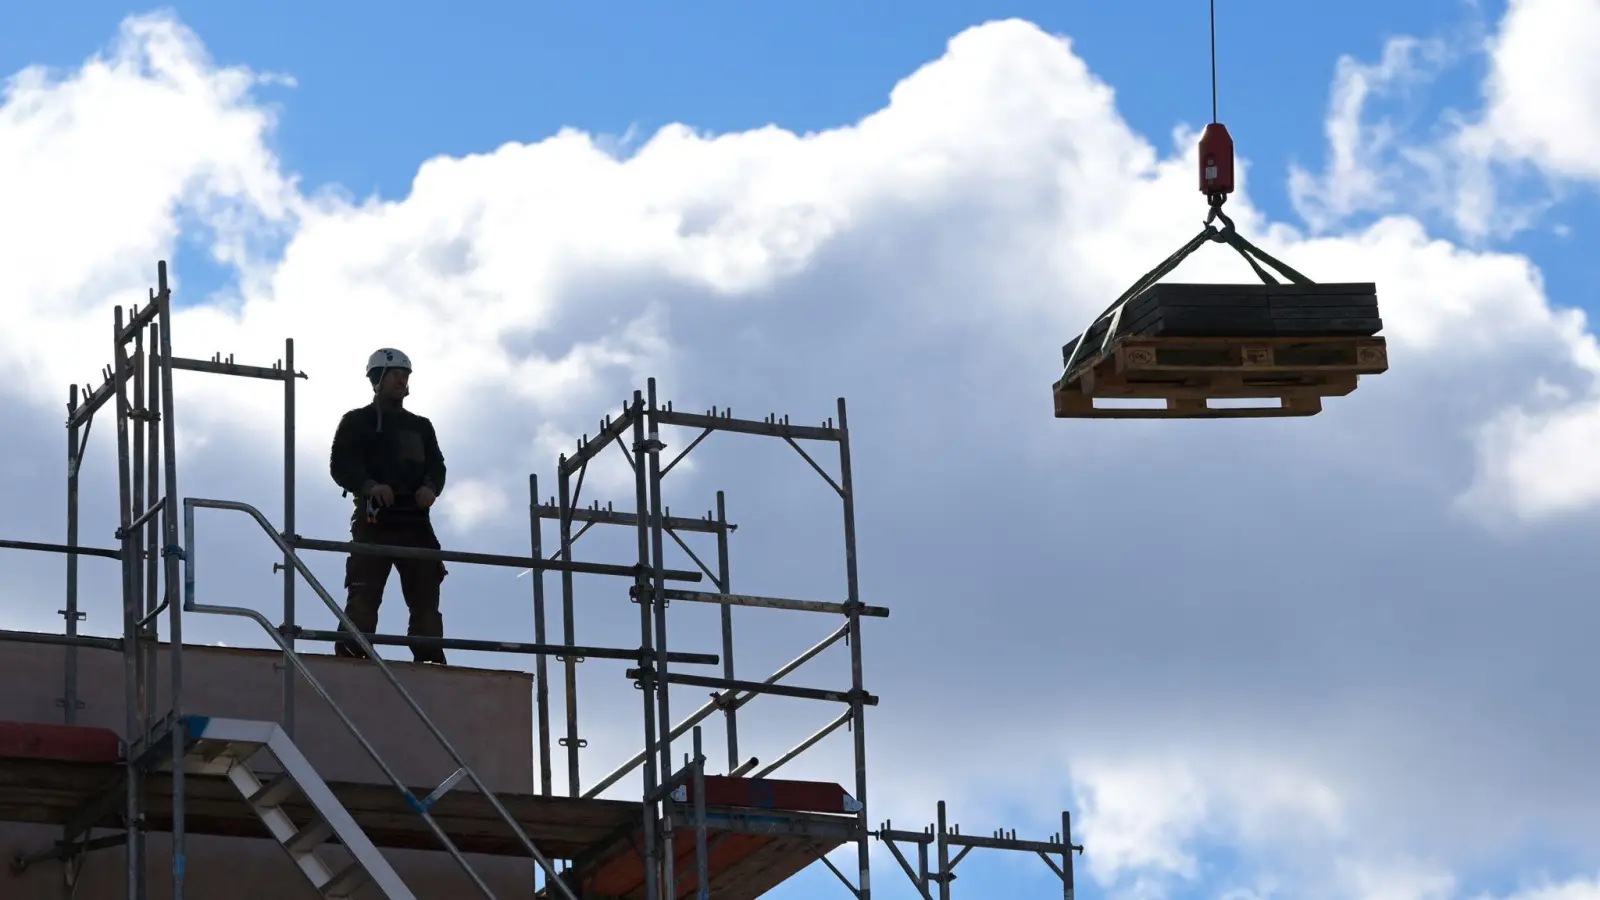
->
<box><xmin>182</xmin><ymin>496</ymin><xmax>578</xmax><ymax>900</ymax></box>
<box><xmin>286</xmin><ymin>533</ymin><xmax>705</xmax><ymax>582</ymax></box>
<box><xmin>0</xmin><ymin>538</ymin><xmax>122</xmax><ymax>560</ymax></box>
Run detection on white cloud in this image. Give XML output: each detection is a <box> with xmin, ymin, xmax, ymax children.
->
<box><xmin>1284</xmin><ymin>2</ymin><xmax>1600</xmax><ymax>242</ymax></box>
<box><xmin>1072</xmin><ymin>759</ymin><xmax>1209</xmax><ymax>884</ymax></box>
<box><xmin>1065</xmin><ymin>752</ymin><xmax>1343</xmax><ymax>896</ymax></box>
<box><xmin>1462</xmin><ymin>391</ymin><xmax>1600</xmax><ymax>521</ymax></box>
<box><xmin>1289</xmin><ymin>35</ymin><xmax>1454</xmax><ymax>232</ymax></box>
<box><xmin>1338</xmin><ymin>860</ymin><xmax>1458</xmax><ymax>900</ymax></box>
<box><xmin>1279</xmin><ymin>0</ymin><xmax>1600</xmax><ymax>524</ymax></box>
<box><xmin>0</xmin><ymin>13</ymin><xmax>297</xmax><ymax>400</ymax></box>
<box><xmin>6</xmin><ymin>10</ymin><xmax>1600</xmax><ymax>900</ymax></box>
<box><xmin>432</xmin><ymin>478</ymin><xmax>509</xmax><ymax>532</ymax></box>
<box><xmin>1499</xmin><ymin>879</ymin><xmax>1600</xmax><ymax>900</ymax></box>
<box><xmin>1473</xmin><ymin>0</ymin><xmax>1600</xmax><ymax>183</ymax></box>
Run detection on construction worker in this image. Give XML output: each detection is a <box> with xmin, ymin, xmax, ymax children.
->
<box><xmin>328</xmin><ymin>348</ymin><xmax>450</xmax><ymax>665</ymax></box>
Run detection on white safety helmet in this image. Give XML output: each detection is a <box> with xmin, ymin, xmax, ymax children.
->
<box><xmin>366</xmin><ymin>348</ymin><xmax>413</xmax><ymax>387</ymax></box>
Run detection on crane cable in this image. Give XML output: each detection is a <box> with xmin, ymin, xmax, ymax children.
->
<box><xmin>1210</xmin><ymin>0</ymin><xmax>1219</xmax><ymax>124</ymax></box>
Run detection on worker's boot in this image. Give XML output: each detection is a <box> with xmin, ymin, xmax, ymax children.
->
<box><xmin>334</xmin><ymin>640</ymin><xmax>369</xmax><ymax>660</ymax></box>
<box><xmin>408</xmin><ymin>614</ymin><xmax>446</xmax><ymax>665</ymax></box>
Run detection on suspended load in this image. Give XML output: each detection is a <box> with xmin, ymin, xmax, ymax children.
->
<box><xmin>1052</xmin><ymin>123</ymin><xmax>1388</xmax><ymax>419</ymax></box>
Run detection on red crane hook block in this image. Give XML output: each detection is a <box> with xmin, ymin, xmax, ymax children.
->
<box><xmin>1198</xmin><ymin>122</ymin><xmax>1235</xmax><ymax>199</ymax></box>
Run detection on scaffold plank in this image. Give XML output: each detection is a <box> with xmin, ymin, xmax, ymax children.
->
<box><xmin>0</xmin><ymin>721</ymin><xmax>122</xmax><ymax>764</ymax></box>
<box><xmin>0</xmin><ymin>730</ymin><xmax>855</xmax><ymax>898</ymax></box>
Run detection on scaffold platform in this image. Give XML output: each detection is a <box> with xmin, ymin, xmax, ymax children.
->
<box><xmin>0</xmin><ymin>720</ymin><xmax>850</xmax><ymax>900</ymax></box>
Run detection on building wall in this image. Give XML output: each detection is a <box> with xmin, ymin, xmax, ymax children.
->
<box><xmin>0</xmin><ymin>638</ymin><xmax>541</xmax><ymax>898</ymax></box>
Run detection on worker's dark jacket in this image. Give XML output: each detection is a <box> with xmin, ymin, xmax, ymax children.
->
<box><xmin>329</xmin><ymin>401</ymin><xmax>447</xmax><ymax>516</ymax></box>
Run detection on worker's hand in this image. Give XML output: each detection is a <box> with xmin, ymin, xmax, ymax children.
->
<box><xmin>368</xmin><ymin>484</ymin><xmax>396</xmax><ymax>507</ymax></box>
<box><xmin>416</xmin><ymin>486</ymin><xmax>437</xmax><ymax>510</ymax></box>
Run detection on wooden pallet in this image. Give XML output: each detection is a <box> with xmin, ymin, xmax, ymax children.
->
<box><xmin>1053</xmin><ymin>334</ymin><xmax>1388</xmax><ymax>419</ymax></box>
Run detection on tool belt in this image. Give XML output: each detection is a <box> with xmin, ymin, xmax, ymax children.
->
<box><xmin>358</xmin><ymin>493</ymin><xmax>430</xmax><ymax>525</ymax></box>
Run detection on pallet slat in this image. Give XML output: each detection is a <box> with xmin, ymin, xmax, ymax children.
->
<box><xmin>1052</xmin><ymin>392</ymin><xmax>1326</xmax><ymax>419</ymax></box>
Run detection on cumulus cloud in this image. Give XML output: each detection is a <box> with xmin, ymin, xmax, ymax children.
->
<box><xmin>6</xmin><ymin>9</ymin><xmax>1600</xmax><ymax>900</ymax></box>
<box><xmin>1285</xmin><ymin>1</ymin><xmax>1600</xmax><ymax>241</ymax></box>
<box><xmin>1288</xmin><ymin>35</ymin><xmax>1456</xmax><ymax>232</ymax></box>
<box><xmin>1472</xmin><ymin>0</ymin><xmax>1600</xmax><ymax>183</ymax></box>
<box><xmin>0</xmin><ymin>14</ymin><xmax>297</xmax><ymax>397</ymax></box>
<box><xmin>1283</xmin><ymin>0</ymin><xmax>1600</xmax><ymax>525</ymax></box>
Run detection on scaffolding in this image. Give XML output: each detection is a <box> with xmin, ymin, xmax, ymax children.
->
<box><xmin>0</xmin><ymin>260</ymin><xmax>1083</xmax><ymax>898</ymax></box>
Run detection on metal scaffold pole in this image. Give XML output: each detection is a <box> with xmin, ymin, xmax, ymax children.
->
<box><xmin>838</xmin><ymin>397</ymin><xmax>873</xmax><ymax>899</ymax></box>
<box><xmin>645</xmin><ymin>378</ymin><xmax>677</xmax><ymax>897</ymax></box>
<box><xmin>155</xmin><ymin>264</ymin><xmax>190</xmax><ymax>899</ymax></box>
<box><xmin>144</xmin><ymin>324</ymin><xmax>162</xmax><ymax>733</ymax></box>
<box><xmin>714</xmin><ymin>490</ymin><xmax>738</xmax><ymax>773</ymax></box>
<box><xmin>63</xmin><ymin>383</ymin><xmax>83</xmax><ymax>725</ymax></box>
<box><xmin>629</xmin><ymin>395</ymin><xmax>663</xmax><ymax>900</ymax></box>
<box><xmin>529</xmin><ymin>473</ymin><xmax>554</xmax><ymax>797</ymax></box>
<box><xmin>282</xmin><ymin>337</ymin><xmax>297</xmax><ymax>738</ymax></box>
<box><xmin>132</xmin><ymin>322</ymin><xmax>149</xmax><ymax>734</ymax></box>
<box><xmin>558</xmin><ymin>455</ymin><xmax>583</xmax><ymax>797</ymax></box>
<box><xmin>112</xmin><ymin>304</ymin><xmax>148</xmax><ymax>900</ymax></box>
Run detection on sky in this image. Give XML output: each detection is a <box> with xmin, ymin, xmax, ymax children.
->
<box><xmin>3</xmin><ymin>0</ymin><xmax>1600</xmax><ymax>898</ymax></box>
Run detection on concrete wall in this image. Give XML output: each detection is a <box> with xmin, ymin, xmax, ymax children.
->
<box><xmin>0</xmin><ymin>638</ymin><xmax>541</xmax><ymax>899</ymax></box>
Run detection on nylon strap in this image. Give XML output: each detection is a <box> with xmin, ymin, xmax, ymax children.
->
<box><xmin>1059</xmin><ymin>209</ymin><xmax>1316</xmax><ymax>380</ymax></box>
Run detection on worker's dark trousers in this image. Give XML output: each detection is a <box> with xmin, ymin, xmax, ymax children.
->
<box><xmin>334</xmin><ymin>513</ymin><xmax>449</xmax><ymax>664</ymax></box>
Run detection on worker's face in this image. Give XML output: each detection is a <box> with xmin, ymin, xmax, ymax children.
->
<box><xmin>378</xmin><ymin>369</ymin><xmax>410</xmax><ymax>401</ymax></box>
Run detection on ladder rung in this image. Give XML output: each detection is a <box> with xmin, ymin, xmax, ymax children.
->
<box><xmin>248</xmin><ymin>772</ymin><xmax>300</xmax><ymax>809</ymax></box>
<box><xmin>285</xmin><ymin>817</ymin><xmax>336</xmax><ymax>855</ymax></box>
<box><xmin>189</xmin><ymin>720</ymin><xmax>418</xmax><ymax>898</ymax></box>
<box><xmin>191</xmin><ymin>737</ymin><xmax>262</xmax><ymax>768</ymax></box>
<box><xmin>192</xmin><ymin>739</ymin><xmax>232</xmax><ymax>763</ymax></box>
<box><xmin>321</xmin><ymin>860</ymin><xmax>369</xmax><ymax>898</ymax></box>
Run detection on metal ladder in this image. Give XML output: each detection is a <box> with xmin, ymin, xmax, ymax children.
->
<box><xmin>180</xmin><ymin>497</ymin><xmax>580</xmax><ymax>900</ymax></box>
<box><xmin>178</xmin><ymin>716</ymin><xmax>416</xmax><ymax>899</ymax></box>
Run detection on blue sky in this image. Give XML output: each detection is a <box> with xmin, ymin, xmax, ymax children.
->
<box><xmin>11</xmin><ymin>0</ymin><xmax>1593</xmax><ymax>324</ymax></box>
<box><xmin>5</xmin><ymin>2</ymin><xmax>1600</xmax><ymax>899</ymax></box>
<box><xmin>0</xmin><ymin>0</ymin><xmax>1524</xmax><ymax>225</ymax></box>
